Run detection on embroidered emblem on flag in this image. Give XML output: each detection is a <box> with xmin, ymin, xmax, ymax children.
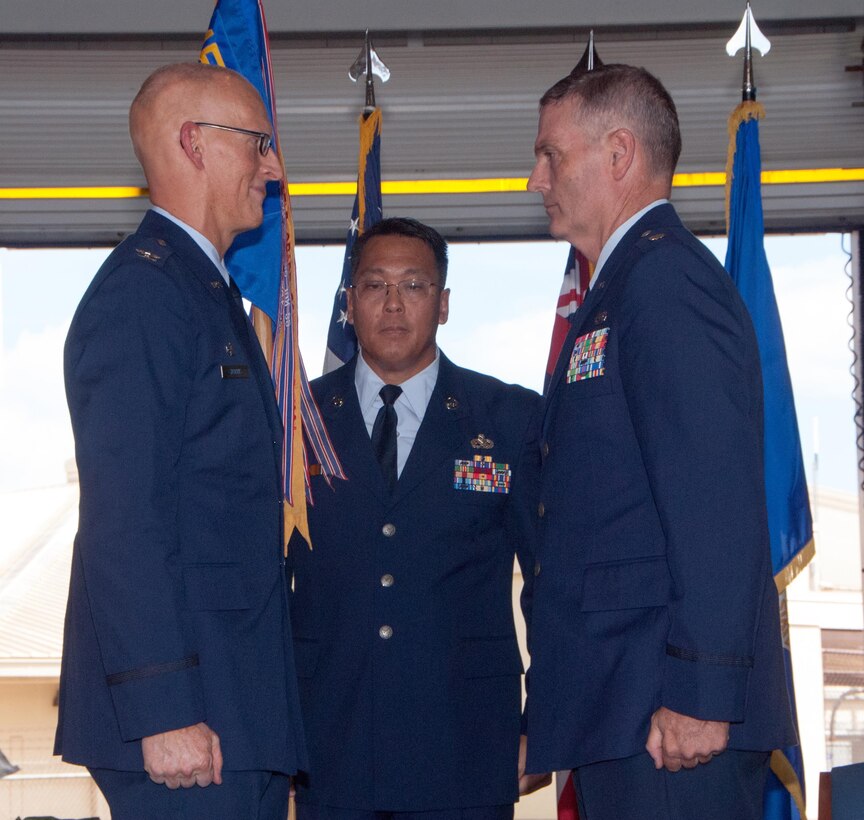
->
<box><xmin>567</xmin><ymin>327</ymin><xmax>609</xmax><ymax>383</ymax></box>
<box><xmin>453</xmin><ymin>455</ymin><xmax>511</xmax><ymax>494</ymax></box>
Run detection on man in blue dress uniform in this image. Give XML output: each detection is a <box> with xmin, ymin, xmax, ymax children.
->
<box><xmin>522</xmin><ymin>65</ymin><xmax>797</xmax><ymax>820</ymax></box>
<box><xmin>288</xmin><ymin>218</ymin><xmax>544</xmax><ymax>820</ymax></box>
<box><xmin>56</xmin><ymin>62</ymin><xmax>306</xmax><ymax>819</ymax></box>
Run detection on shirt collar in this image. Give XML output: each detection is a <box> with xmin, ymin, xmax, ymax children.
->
<box><xmin>590</xmin><ymin>198</ymin><xmax>668</xmax><ymax>288</ymax></box>
<box><xmin>150</xmin><ymin>206</ymin><xmax>231</xmax><ymax>284</ymax></box>
<box><xmin>355</xmin><ymin>349</ymin><xmax>440</xmax><ymax>425</ymax></box>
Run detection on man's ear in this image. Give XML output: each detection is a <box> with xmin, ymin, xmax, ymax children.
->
<box><xmin>179</xmin><ymin>121</ymin><xmax>206</xmax><ymax>169</ymax></box>
<box><xmin>437</xmin><ymin>288</ymin><xmax>450</xmax><ymax>326</ymax></box>
<box><xmin>608</xmin><ymin>128</ymin><xmax>636</xmax><ymax>181</ymax></box>
<box><xmin>345</xmin><ymin>287</ymin><xmax>355</xmax><ymax>326</ymax></box>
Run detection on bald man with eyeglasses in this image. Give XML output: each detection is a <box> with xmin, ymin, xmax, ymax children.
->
<box><xmin>56</xmin><ymin>62</ymin><xmax>306</xmax><ymax>819</ymax></box>
<box><xmin>286</xmin><ymin>217</ymin><xmax>545</xmax><ymax>820</ymax></box>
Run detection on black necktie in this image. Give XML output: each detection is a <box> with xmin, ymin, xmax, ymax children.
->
<box><xmin>371</xmin><ymin>384</ymin><xmax>402</xmax><ymax>491</ymax></box>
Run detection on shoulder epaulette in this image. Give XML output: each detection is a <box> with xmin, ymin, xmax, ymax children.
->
<box><xmin>129</xmin><ymin>236</ymin><xmax>173</xmax><ymax>268</ymax></box>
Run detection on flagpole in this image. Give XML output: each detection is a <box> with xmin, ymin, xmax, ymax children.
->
<box><xmin>323</xmin><ymin>32</ymin><xmax>388</xmax><ymax>373</ymax></box>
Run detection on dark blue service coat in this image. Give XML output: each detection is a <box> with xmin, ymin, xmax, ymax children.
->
<box><xmin>55</xmin><ymin>211</ymin><xmax>307</xmax><ymax>776</ymax></box>
<box><xmin>524</xmin><ymin>204</ymin><xmax>797</xmax><ymax>774</ymax></box>
<box><xmin>288</xmin><ymin>354</ymin><xmax>540</xmax><ymax>811</ymax></box>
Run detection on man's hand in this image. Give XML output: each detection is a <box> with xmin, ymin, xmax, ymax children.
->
<box><xmin>645</xmin><ymin>707</ymin><xmax>729</xmax><ymax>772</ymax></box>
<box><xmin>518</xmin><ymin>734</ymin><xmax>553</xmax><ymax>796</ymax></box>
<box><xmin>142</xmin><ymin>722</ymin><xmax>223</xmax><ymax>789</ymax></box>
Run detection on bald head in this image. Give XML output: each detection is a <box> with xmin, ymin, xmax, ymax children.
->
<box><xmin>130</xmin><ymin>63</ymin><xmax>262</xmax><ymax>183</ymax></box>
<box><xmin>129</xmin><ymin>62</ymin><xmax>283</xmax><ymax>255</ymax></box>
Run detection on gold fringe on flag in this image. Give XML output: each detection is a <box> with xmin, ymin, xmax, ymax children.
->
<box><xmin>357</xmin><ymin>107</ymin><xmax>382</xmax><ymax>232</ymax></box>
<box><xmin>280</xmin><ymin>187</ymin><xmax>312</xmax><ymax>551</ymax></box>
<box><xmin>770</xmin><ymin>748</ymin><xmax>807</xmax><ymax>818</ymax></box>
<box><xmin>724</xmin><ymin>100</ymin><xmax>765</xmax><ymax>233</ymax></box>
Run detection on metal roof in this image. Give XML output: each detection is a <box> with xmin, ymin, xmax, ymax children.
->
<box><xmin>0</xmin><ymin>483</ymin><xmax>77</xmax><ymax>678</ymax></box>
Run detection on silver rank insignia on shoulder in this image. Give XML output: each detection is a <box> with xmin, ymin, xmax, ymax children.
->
<box><xmin>225</xmin><ymin>342</ymin><xmax>234</xmax><ymax>357</ymax></box>
<box><xmin>445</xmin><ymin>396</ymin><xmax>459</xmax><ymax>410</ymax></box>
<box><xmin>135</xmin><ymin>248</ymin><xmax>161</xmax><ymax>262</ymax></box>
<box><xmin>648</xmin><ymin>232</ymin><xmax>665</xmax><ymax>241</ymax></box>
<box><xmin>471</xmin><ymin>433</ymin><xmax>494</xmax><ymax>450</ymax></box>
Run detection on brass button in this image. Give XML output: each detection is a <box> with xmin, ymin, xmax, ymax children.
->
<box><xmin>538</xmin><ymin>502</ymin><xmax>545</xmax><ymax>518</ymax></box>
<box><xmin>379</xmin><ymin>625</ymin><xmax>393</xmax><ymax>640</ymax></box>
<box><xmin>382</xmin><ymin>523</ymin><xmax>396</xmax><ymax>537</ymax></box>
<box><xmin>534</xmin><ymin>561</ymin><xmax>541</xmax><ymax>577</ymax></box>
<box><xmin>381</xmin><ymin>574</ymin><xmax>394</xmax><ymax>588</ymax></box>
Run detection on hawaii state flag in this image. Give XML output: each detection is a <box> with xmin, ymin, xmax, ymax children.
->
<box><xmin>545</xmin><ymin>245</ymin><xmax>593</xmax><ymax>392</ymax></box>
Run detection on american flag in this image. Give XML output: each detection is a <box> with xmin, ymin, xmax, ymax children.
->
<box><xmin>324</xmin><ymin>107</ymin><xmax>383</xmax><ymax>372</ymax></box>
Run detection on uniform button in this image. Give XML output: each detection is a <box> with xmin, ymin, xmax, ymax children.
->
<box><xmin>542</xmin><ymin>442</ymin><xmax>550</xmax><ymax>458</ymax></box>
<box><xmin>534</xmin><ymin>560</ymin><xmax>541</xmax><ymax>577</ymax></box>
<box><xmin>381</xmin><ymin>574</ymin><xmax>394</xmax><ymax>587</ymax></box>
<box><xmin>538</xmin><ymin>502</ymin><xmax>545</xmax><ymax>518</ymax></box>
<box><xmin>379</xmin><ymin>625</ymin><xmax>393</xmax><ymax>639</ymax></box>
<box><xmin>382</xmin><ymin>523</ymin><xmax>396</xmax><ymax>537</ymax></box>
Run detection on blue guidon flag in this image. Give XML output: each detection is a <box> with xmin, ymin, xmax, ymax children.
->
<box><xmin>200</xmin><ymin>0</ymin><xmax>345</xmax><ymax>548</ymax></box>
<box><xmin>725</xmin><ymin>98</ymin><xmax>814</xmax><ymax>820</ymax></box>
<box><xmin>324</xmin><ymin>107</ymin><xmax>384</xmax><ymax>373</ymax></box>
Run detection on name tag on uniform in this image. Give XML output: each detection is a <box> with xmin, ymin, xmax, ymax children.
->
<box><xmin>221</xmin><ymin>364</ymin><xmax>249</xmax><ymax>379</ymax></box>
<box><xmin>566</xmin><ymin>328</ymin><xmax>608</xmax><ymax>383</ymax></box>
<box><xmin>454</xmin><ymin>455</ymin><xmax>511</xmax><ymax>494</ymax></box>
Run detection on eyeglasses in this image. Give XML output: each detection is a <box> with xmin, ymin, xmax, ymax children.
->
<box><xmin>193</xmin><ymin>121</ymin><xmax>273</xmax><ymax>156</ymax></box>
<box><xmin>349</xmin><ymin>279</ymin><xmax>442</xmax><ymax>303</ymax></box>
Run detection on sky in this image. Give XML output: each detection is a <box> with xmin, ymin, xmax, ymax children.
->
<box><xmin>0</xmin><ymin>232</ymin><xmax>858</xmax><ymax>496</ymax></box>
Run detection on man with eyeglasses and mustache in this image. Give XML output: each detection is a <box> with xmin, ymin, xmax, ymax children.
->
<box><xmin>56</xmin><ymin>62</ymin><xmax>306</xmax><ymax>819</ymax></box>
<box><xmin>287</xmin><ymin>217</ymin><xmax>546</xmax><ymax>820</ymax></box>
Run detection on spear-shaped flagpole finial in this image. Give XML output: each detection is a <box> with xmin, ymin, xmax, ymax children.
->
<box><xmin>570</xmin><ymin>29</ymin><xmax>604</xmax><ymax>75</ymax></box>
<box><xmin>726</xmin><ymin>2</ymin><xmax>771</xmax><ymax>101</ymax></box>
<box><xmin>349</xmin><ymin>30</ymin><xmax>391</xmax><ymax>115</ymax></box>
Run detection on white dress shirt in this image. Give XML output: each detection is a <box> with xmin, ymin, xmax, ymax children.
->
<box><xmin>354</xmin><ymin>349</ymin><xmax>440</xmax><ymax>478</ymax></box>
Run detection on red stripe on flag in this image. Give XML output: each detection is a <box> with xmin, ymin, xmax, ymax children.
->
<box><xmin>557</xmin><ymin>770</ymin><xmax>580</xmax><ymax>820</ymax></box>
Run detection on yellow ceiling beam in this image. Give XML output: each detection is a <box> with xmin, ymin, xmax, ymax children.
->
<box><xmin>1</xmin><ymin>168</ymin><xmax>863</xmax><ymax>200</ymax></box>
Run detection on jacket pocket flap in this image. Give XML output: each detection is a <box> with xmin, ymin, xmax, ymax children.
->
<box><xmin>460</xmin><ymin>636</ymin><xmax>524</xmax><ymax>678</ymax></box>
<box><xmin>581</xmin><ymin>556</ymin><xmax>671</xmax><ymax>612</ymax></box>
<box><xmin>183</xmin><ymin>563</ymin><xmax>249</xmax><ymax>611</ymax></box>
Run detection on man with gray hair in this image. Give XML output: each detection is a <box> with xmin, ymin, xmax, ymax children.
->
<box><xmin>56</xmin><ymin>62</ymin><xmax>305</xmax><ymax>819</ymax></box>
<box><xmin>522</xmin><ymin>64</ymin><xmax>796</xmax><ymax>819</ymax></box>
